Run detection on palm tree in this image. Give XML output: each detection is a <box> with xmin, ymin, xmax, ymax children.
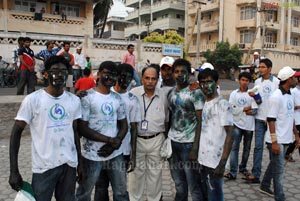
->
<box><xmin>93</xmin><ymin>0</ymin><xmax>114</xmax><ymax>38</ymax></box>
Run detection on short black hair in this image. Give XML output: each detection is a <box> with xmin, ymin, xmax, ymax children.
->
<box><xmin>127</xmin><ymin>44</ymin><xmax>134</xmax><ymax>50</ymax></box>
<box><xmin>172</xmin><ymin>59</ymin><xmax>191</xmax><ymax>73</ymax></box>
<box><xmin>259</xmin><ymin>58</ymin><xmax>272</xmax><ymax>68</ymax></box>
<box><xmin>17</xmin><ymin>37</ymin><xmax>24</xmax><ymax>43</ymax></box>
<box><xmin>117</xmin><ymin>63</ymin><xmax>134</xmax><ymax>77</ymax></box>
<box><xmin>238</xmin><ymin>72</ymin><xmax>252</xmax><ymax>81</ymax></box>
<box><xmin>63</xmin><ymin>41</ymin><xmax>70</xmax><ymax>46</ymax></box>
<box><xmin>83</xmin><ymin>68</ymin><xmax>91</xmax><ymax>76</ymax></box>
<box><xmin>148</xmin><ymin>64</ymin><xmax>160</xmax><ymax>74</ymax></box>
<box><xmin>23</xmin><ymin>37</ymin><xmax>32</xmax><ymax>42</ymax></box>
<box><xmin>45</xmin><ymin>40</ymin><xmax>54</xmax><ymax>48</ymax></box>
<box><xmin>142</xmin><ymin>66</ymin><xmax>159</xmax><ymax>78</ymax></box>
<box><xmin>44</xmin><ymin>56</ymin><xmax>70</xmax><ymax>71</ymax></box>
<box><xmin>98</xmin><ymin>61</ymin><xmax>117</xmax><ymax>73</ymax></box>
<box><xmin>198</xmin><ymin>68</ymin><xmax>219</xmax><ymax>82</ymax></box>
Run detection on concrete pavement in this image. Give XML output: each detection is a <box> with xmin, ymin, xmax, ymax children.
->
<box><xmin>1</xmin><ymin>133</ymin><xmax>300</xmax><ymax>201</ymax></box>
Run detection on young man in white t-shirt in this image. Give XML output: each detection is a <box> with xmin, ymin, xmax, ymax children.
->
<box><xmin>75</xmin><ymin>61</ymin><xmax>129</xmax><ymax>201</ymax></box>
<box><xmin>9</xmin><ymin>56</ymin><xmax>82</xmax><ymax>201</ymax></box>
<box><xmin>285</xmin><ymin>72</ymin><xmax>300</xmax><ymax>160</ymax></box>
<box><xmin>167</xmin><ymin>59</ymin><xmax>205</xmax><ymax>200</ymax></box>
<box><xmin>94</xmin><ymin>63</ymin><xmax>141</xmax><ymax>201</ymax></box>
<box><xmin>247</xmin><ymin>58</ymin><xmax>280</xmax><ymax>184</ymax></box>
<box><xmin>260</xmin><ymin>66</ymin><xmax>299</xmax><ymax>200</ymax></box>
<box><xmin>197</xmin><ymin>68</ymin><xmax>233</xmax><ymax>201</ymax></box>
<box><xmin>224</xmin><ymin>72</ymin><xmax>257</xmax><ymax>180</ymax></box>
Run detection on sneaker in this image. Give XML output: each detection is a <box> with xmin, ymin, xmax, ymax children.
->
<box><xmin>259</xmin><ymin>186</ymin><xmax>274</xmax><ymax>198</ymax></box>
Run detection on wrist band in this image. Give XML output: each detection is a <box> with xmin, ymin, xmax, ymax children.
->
<box><xmin>270</xmin><ymin>133</ymin><xmax>277</xmax><ymax>143</ymax></box>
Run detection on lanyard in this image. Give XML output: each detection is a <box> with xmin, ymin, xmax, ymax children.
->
<box><xmin>142</xmin><ymin>94</ymin><xmax>156</xmax><ymax>120</ymax></box>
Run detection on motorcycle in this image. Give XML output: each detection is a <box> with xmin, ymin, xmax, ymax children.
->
<box><xmin>0</xmin><ymin>66</ymin><xmax>17</xmax><ymax>88</ymax></box>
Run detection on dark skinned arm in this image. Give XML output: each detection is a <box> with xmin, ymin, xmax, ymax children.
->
<box><xmin>73</xmin><ymin>119</ymin><xmax>84</xmax><ymax>184</ymax></box>
<box><xmin>214</xmin><ymin>125</ymin><xmax>234</xmax><ymax>178</ymax></box>
<box><xmin>9</xmin><ymin>120</ymin><xmax>26</xmax><ymax>191</ymax></box>
<box><xmin>189</xmin><ymin>110</ymin><xmax>202</xmax><ymax>161</ymax></box>
<box><xmin>268</xmin><ymin>120</ymin><xmax>280</xmax><ymax>155</ymax></box>
<box><xmin>127</xmin><ymin>122</ymin><xmax>138</xmax><ymax>172</ymax></box>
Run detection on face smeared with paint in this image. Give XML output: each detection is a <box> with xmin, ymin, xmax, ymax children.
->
<box><xmin>173</xmin><ymin>65</ymin><xmax>189</xmax><ymax>86</ymax></box>
<box><xmin>199</xmin><ymin>77</ymin><xmax>217</xmax><ymax>97</ymax></box>
<box><xmin>99</xmin><ymin>69</ymin><xmax>118</xmax><ymax>87</ymax></box>
<box><xmin>46</xmin><ymin>63</ymin><xmax>68</xmax><ymax>87</ymax></box>
<box><xmin>118</xmin><ymin>72</ymin><xmax>133</xmax><ymax>90</ymax></box>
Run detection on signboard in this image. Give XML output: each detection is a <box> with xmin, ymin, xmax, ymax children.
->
<box><xmin>162</xmin><ymin>44</ymin><xmax>183</xmax><ymax>57</ymax></box>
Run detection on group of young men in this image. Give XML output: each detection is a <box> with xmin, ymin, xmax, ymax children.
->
<box><xmin>12</xmin><ymin>37</ymin><xmax>92</xmax><ymax>94</ymax></box>
<box><xmin>8</xmin><ymin>52</ymin><xmax>300</xmax><ymax>201</ymax></box>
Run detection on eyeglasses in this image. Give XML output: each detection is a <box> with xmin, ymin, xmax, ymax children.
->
<box><xmin>258</xmin><ymin>66</ymin><xmax>268</xmax><ymax>69</ymax></box>
<box><xmin>199</xmin><ymin>80</ymin><xmax>214</xmax><ymax>87</ymax></box>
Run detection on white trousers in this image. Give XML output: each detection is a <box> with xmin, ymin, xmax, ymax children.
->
<box><xmin>128</xmin><ymin>133</ymin><xmax>165</xmax><ymax>201</ymax></box>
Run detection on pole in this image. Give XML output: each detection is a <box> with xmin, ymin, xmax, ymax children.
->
<box><xmin>196</xmin><ymin>6</ymin><xmax>201</xmax><ymax>67</ymax></box>
<box><xmin>261</xmin><ymin>11</ymin><xmax>266</xmax><ymax>57</ymax></box>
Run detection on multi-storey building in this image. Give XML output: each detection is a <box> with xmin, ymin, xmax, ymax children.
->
<box><xmin>186</xmin><ymin>0</ymin><xmax>300</xmax><ymax>70</ymax></box>
<box><xmin>124</xmin><ymin>0</ymin><xmax>185</xmax><ymax>40</ymax></box>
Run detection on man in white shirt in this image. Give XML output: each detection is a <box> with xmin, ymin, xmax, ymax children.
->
<box><xmin>76</xmin><ymin>61</ymin><xmax>129</xmax><ymax>201</ymax></box>
<box><xmin>128</xmin><ymin>66</ymin><xmax>169</xmax><ymax>201</ymax></box>
<box><xmin>9</xmin><ymin>56</ymin><xmax>82</xmax><ymax>201</ymax></box>
<box><xmin>73</xmin><ymin>46</ymin><xmax>87</xmax><ymax>84</ymax></box>
<box><xmin>224</xmin><ymin>72</ymin><xmax>257</xmax><ymax>180</ymax></box>
<box><xmin>94</xmin><ymin>63</ymin><xmax>141</xmax><ymax>201</ymax></box>
<box><xmin>260</xmin><ymin>66</ymin><xmax>299</xmax><ymax>200</ymax></box>
<box><xmin>197</xmin><ymin>68</ymin><xmax>233</xmax><ymax>201</ymax></box>
<box><xmin>285</xmin><ymin>72</ymin><xmax>300</xmax><ymax>160</ymax></box>
<box><xmin>246</xmin><ymin>58</ymin><xmax>280</xmax><ymax>184</ymax></box>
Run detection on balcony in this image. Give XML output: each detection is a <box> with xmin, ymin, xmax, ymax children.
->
<box><xmin>126</xmin><ymin>10</ymin><xmax>139</xmax><ymax>21</ymax></box>
<box><xmin>1</xmin><ymin>10</ymin><xmax>92</xmax><ymax>36</ymax></box>
<box><xmin>192</xmin><ymin>20</ymin><xmax>219</xmax><ymax>34</ymax></box>
<box><xmin>201</xmin><ymin>0</ymin><xmax>219</xmax><ymax>12</ymax></box>
<box><xmin>264</xmin><ymin>42</ymin><xmax>277</xmax><ymax>49</ymax></box>
<box><xmin>125</xmin><ymin>24</ymin><xmax>147</xmax><ymax>37</ymax></box>
<box><xmin>236</xmin><ymin>0</ymin><xmax>257</xmax><ymax>5</ymax></box>
<box><xmin>236</xmin><ymin>18</ymin><xmax>256</xmax><ymax>28</ymax></box>
<box><xmin>292</xmin><ymin>26</ymin><xmax>300</xmax><ymax>34</ymax></box>
<box><xmin>188</xmin><ymin>43</ymin><xmax>217</xmax><ymax>53</ymax></box>
<box><xmin>266</xmin><ymin>21</ymin><xmax>280</xmax><ymax>30</ymax></box>
<box><xmin>140</xmin><ymin>5</ymin><xmax>151</xmax><ymax>16</ymax></box>
<box><xmin>126</xmin><ymin>0</ymin><xmax>139</xmax><ymax>7</ymax></box>
<box><xmin>152</xmin><ymin>0</ymin><xmax>185</xmax><ymax>13</ymax></box>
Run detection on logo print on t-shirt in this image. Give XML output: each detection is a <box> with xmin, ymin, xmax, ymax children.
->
<box><xmin>49</xmin><ymin>104</ymin><xmax>66</xmax><ymax>121</ymax></box>
<box><xmin>263</xmin><ymin>85</ymin><xmax>271</xmax><ymax>94</ymax></box>
<box><xmin>287</xmin><ymin>100</ymin><xmax>293</xmax><ymax>111</ymax></box>
<box><xmin>237</xmin><ymin>97</ymin><xmax>247</xmax><ymax>106</ymax></box>
<box><xmin>101</xmin><ymin>103</ymin><xmax>114</xmax><ymax>115</ymax></box>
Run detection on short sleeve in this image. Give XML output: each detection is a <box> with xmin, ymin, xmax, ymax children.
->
<box><xmin>267</xmin><ymin>94</ymin><xmax>280</xmax><ymax>119</ymax></box>
<box><xmin>18</xmin><ymin>48</ymin><xmax>24</xmax><ymax>56</ymax></box>
<box><xmin>117</xmin><ymin>98</ymin><xmax>126</xmax><ymax>120</ymax></box>
<box><xmin>129</xmin><ymin>95</ymin><xmax>142</xmax><ymax>123</ymax></box>
<box><xmin>219</xmin><ymin>99</ymin><xmax>233</xmax><ymax>126</ymax></box>
<box><xmin>15</xmin><ymin>96</ymin><xmax>33</xmax><ymax>124</ymax></box>
<box><xmin>193</xmin><ymin>89</ymin><xmax>205</xmax><ymax>110</ymax></box>
<box><xmin>73</xmin><ymin>96</ymin><xmax>82</xmax><ymax>120</ymax></box>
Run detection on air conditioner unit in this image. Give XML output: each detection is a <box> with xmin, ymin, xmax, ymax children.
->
<box><xmin>239</xmin><ymin>43</ymin><xmax>245</xmax><ymax>49</ymax></box>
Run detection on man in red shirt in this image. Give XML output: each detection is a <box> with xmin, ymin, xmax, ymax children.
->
<box><xmin>74</xmin><ymin>68</ymin><xmax>95</xmax><ymax>93</ymax></box>
<box><xmin>122</xmin><ymin>44</ymin><xmax>141</xmax><ymax>87</ymax></box>
<box><xmin>17</xmin><ymin>37</ymin><xmax>36</xmax><ymax>95</ymax></box>
<box><xmin>58</xmin><ymin>42</ymin><xmax>74</xmax><ymax>92</ymax></box>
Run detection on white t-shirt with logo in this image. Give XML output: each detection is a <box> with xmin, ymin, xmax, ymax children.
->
<box><xmin>198</xmin><ymin>96</ymin><xmax>233</xmax><ymax>169</ymax></box>
<box><xmin>229</xmin><ymin>89</ymin><xmax>258</xmax><ymax>131</ymax></box>
<box><xmin>265</xmin><ymin>89</ymin><xmax>294</xmax><ymax>144</ymax></box>
<box><xmin>111</xmin><ymin>88</ymin><xmax>141</xmax><ymax>155</ymax></box>
<box><xmin>255</xmin><ymin>76</ymin><xmax>279</xmax><ymax>120</ymax></box>
<box><xmin>292</xmin><ymin>86</ymin><xmax>300</xmax><ymax>125</ymax></box>
<box><xmin>15</xmin><ymin>89</ymin><xmax>82</xmax><ymax>173</ymax></box>
<box><xmin>81</xmin><ymin>89</ymin><xmax>126</xmax><ymax>161</ymax></box>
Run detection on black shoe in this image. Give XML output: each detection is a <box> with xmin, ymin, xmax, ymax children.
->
<box><xmin>245</xmin><ymin>176</ymin><xmax>260</xmax><ymax>184</ymax></box>
<box><xmin>224</xmin><ymin>172</ymin><xmax>236</xmax><ymax>180</ymax></box>
<box><xmin>259</xmin><ymin>186</ymin><xmax>274</xmax><ymax>197</ymax></box>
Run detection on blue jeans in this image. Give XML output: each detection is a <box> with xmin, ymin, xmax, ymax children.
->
<box><xmin>261</xmin><ymin>143</ymin><xmax>286</xmax><ymax>201</ymax></box>
<box><xmin>32</xmin><ymin>164</ymin><xmax>76</xmax><ymax>201</ymax></box>
<box><xmin>229</xmin><ymin>125</ymin><xmax>253</xmax><ymax>177</ymax></box>
<box><xmin>73</xmin><ymin>69</ymin><xmax>82</xmax><ymax>84</ymax></box>
<box><xmin>169</xmin><ymin>141</ymin><xmax>204</xmax><ymax>201</ymax></box>
<box><xmin>251</xmin><ymin>119</ymin><xmax>267</xmax><ymax>178</ymax></box>
<box><xmin>133</xmin><ymin>70</ymin><xmax>141</xmax><ymax>86</ymax></box>
<box><xmin>201</xmin><ymin>166</ymin><xmax>224</xmax><ymax>201</ymax></box>
<box><xmin>76</xmin><ymin>155</ymin><xmax>129</xmax><ymax>201</ymax></box>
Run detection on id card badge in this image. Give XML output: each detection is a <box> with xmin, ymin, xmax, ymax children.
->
<box><xmin>141</xmin><ymin>120</ymin><xmax>148</xmax><ymax>131</ymax></box>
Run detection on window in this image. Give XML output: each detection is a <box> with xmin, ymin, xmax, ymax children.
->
<box><xmin>51</xmin><ymin>2</ymin><xmax>80</xmax><ymax>17</ymax></box>
<box><xmin>292</xmin><ymin>0</ymin><xmax>300</xmax><ymax>6</ymax></box>
<box><xmin>15</xmin><ymin>0</ymin><xmax>36</xmax><ymax>12</ymax></box>
<box><xmin>265</xmin><ymin>32</ymin><xmax>277</xmax><ymax>43</ymax></box>
<box><xmin>292</xmin><ymin>16</ymin><xmax>299</xmax><ymax>27</ymax></box>
<box><xmin>291</xmin><ymin>37</ymin><xmax>298</xmax><ymax>46</ymax></box>
<box><xmin>240</xmin><ymin>6</ymin><xmax>256</xmax><ymax>20</ymax></box>
<box><xmin>240</xmin><ymin>30</ymin><xmax>255</xmax><ymax>43</ymax></box>
<box><xmin>266</xmin><ymin>11</ymin><xmax>278</xmax><ymax>22</ymax></box>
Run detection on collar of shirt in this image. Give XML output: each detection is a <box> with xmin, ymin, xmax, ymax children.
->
<box><xmin>237</xmin><ymin>88</ymin><xmax>248</xmax><ymax>92</ymax></box>
<box><xmin>279</xmin><ymin>85</ymin><xmax>291</xmax><ymax>95</ymax></box>
<box><xmin>261</xmin><ymin>74</ymin><xmax>274</xmax><ymax>82</ymax></box>
<box><xmin>140</xmin><ymin>88</ymin><xmax>160</xmax><ymax>98</ymax></box>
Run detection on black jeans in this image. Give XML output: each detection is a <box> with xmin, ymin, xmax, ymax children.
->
<box><xmin>16</xmin><ymin>69</ymin><xmax>36</xmax><ymax>95</ymax></box>
<box><xmin>285</xmin><ymin>125</ymin><xmax>300</xmax><ymax>156</ymax></box>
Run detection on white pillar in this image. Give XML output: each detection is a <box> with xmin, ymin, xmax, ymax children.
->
<box><xmin>218</xmin><ymin>0</ymin><xmax>224</xmax><ymax>42</ymax></box>
<box><xmin>280</xmin><ymin>0</ymin><xmax>285</xmax><ymax>44</ymax></box>
<box><xmin>287</xmin><ymin>0</ymin><xmax>292</xmax><ymax>45</ymax></box>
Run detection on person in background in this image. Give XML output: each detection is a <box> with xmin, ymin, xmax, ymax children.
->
<box><xmin>73</xmin><ymin>46</ymin><xmax>87</xmax><ymax>84</ymax></box>
<box><xmin>198</xmin><ymin>68</ymin><xmax>233</xmax><ymax>201</ymax></box>
<box><xmin>122</xmin><ymin>44</ymin><xmax>141</xmax><ymax>87</ymax></box>
<box><xmin>9</xmin><ymin>56</ymin><xmax>82</xmax><ymax>201</ymax></box>
<box><xmin>12</xmin><ymin>37</ymin><xmax>24</xmax><ymax>86</ymax></box>
<box><xmin>17</xmin><ymin>37</ymin><xmax>36</xmax><ymax>95</ymax></box>
<box><xmin>86</xmin><ymin>56</ymin><xmax>92</xmax><ymax>69</ymax></box>
<box><xmin>224</xmin><ymin>72</ymin><xmax>257</xmax><ymax>180</ymax></box>
<box><xmin>159</xmin><ymin>56</ymin><xmax>176</xmax><ymax>89</ymax></box>
<box><xmin>74</xmin><ymin>68</ymin><xmax>95</xmax><ymax>93</ymax></box>
<box><xmin>259</xmin><ymin>66</ymin><xmax>299</xmax><ymax>200</ymax></box>
<box><xmin>58</xmin><ymin>41</ymin><xmax>74</xmax><ymax>92</ymax></box>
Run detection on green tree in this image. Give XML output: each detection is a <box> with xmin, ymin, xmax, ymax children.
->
<box><xmin>203</xmin><ymin>41</ymin><xmax>243</xmax><ymax>73</ymax></box>
<box><xmin>143</xmin><ymin>30</ymin><xmax>184</xmax><ymax>45</ymax></box>
<box><xmin>93</xmin><ymin>0</ymin><xmax>114</xmax><ymax>38</ymax></box>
